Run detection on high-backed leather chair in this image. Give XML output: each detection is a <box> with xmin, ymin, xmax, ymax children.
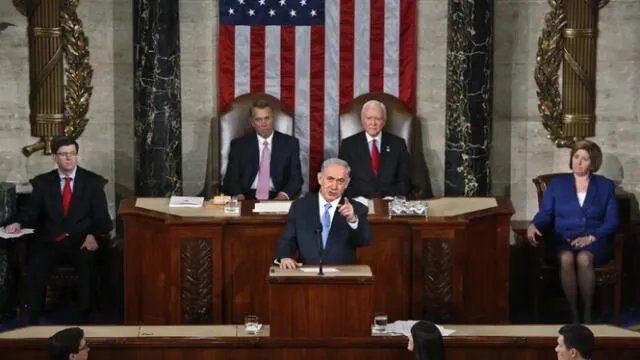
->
<box><xmin>18</xmin><ymin>177</ymin><xmax>111</xmax><ymax>324</ymax></box>
<box><xmin>203</xmin><ymin>93</ymin><xmax>294</xmax><ymax>197</ymax></box>
<box><xmin>530</xmin><ymin>173</ymin><xmax>623</xmax><ymax>324</ymax></box>
<box><xmin>339</xmin><ymin>92</ymin><xmax>432</xmax><ymax>198</ymax></box>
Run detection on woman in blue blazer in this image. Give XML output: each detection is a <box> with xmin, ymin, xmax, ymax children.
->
<box><xmin>527</xmin><ymin>140</ymin><xmax>619</xmax><ymax>324</ymax></box>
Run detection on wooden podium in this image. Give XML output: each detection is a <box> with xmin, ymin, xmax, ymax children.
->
<box><xmin>267</xmin><ymin>265</ymin><xmax>375</xmax><ymax>337</ymax></box>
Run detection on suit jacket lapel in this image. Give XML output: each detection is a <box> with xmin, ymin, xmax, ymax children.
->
<box><xmin>582</xmin><ymin>175</ymin><xmax>597</xmax><ymax>213</ymax></box>
<box><xmin>378</xmin><ymin>132</ymin><xmax>390</xmax><ymax>177</ymax></box>
<box><xmin>270</xmin><ymin>132</ymin><xmax>282</xmax><ymax>176</ymax></box>
<box><xmin>250</xmin><ymin>135</ymin><xmax>260</xmax><ymax>177</ymax></box>
<box><xmin>68</xmin><ymin>168</ymin><xmax>84</xmax><ymax>220</ymax></box>
<box><xmin>50</xmin><ymin>171</ymin><xmax>64</xmax><ymax>220</ymax></box>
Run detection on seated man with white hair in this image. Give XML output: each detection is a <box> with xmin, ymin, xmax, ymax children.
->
<box><xmin>338</xmin><ymin>100</ymin><xmax>411</xmax><ymax>198</ymax></box>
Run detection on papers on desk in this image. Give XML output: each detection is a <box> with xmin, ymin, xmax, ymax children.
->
<box><xmin>352</xmin><ymin>196</ymin><xmax>369</xmax><ymax>207</ymax></box>
<box><xmin>169</xmin><ymin>196</ymin><xmax>204</xmax><ymax>208</ymax></box>
<box><xmin>253</xmin><ymin>201</ymin><xmax>292</xmax><ymax>214</ymax></box>
<box><xmin>299</xmin><ymin>267</ymin><xmax>340</xmax><ymax>273</ymax></box>
<box><xmin>385</xmin><ymin>321</ymin><xmax>456</xmax><ymax>337</ymax></box>
<box><xmin>0</xmin><ymin>227</ymin><xmax>34</xmax><ymax>239</ymax></box>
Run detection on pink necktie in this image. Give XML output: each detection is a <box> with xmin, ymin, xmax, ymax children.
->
<box><xmin>256</xmin><ymin>140</ymin><xmax>271</xmax><ymax>200</ymax></box>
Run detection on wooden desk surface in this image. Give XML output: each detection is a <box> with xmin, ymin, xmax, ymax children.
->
<box><xmin>2</xmin><ymin>324</ymin><xmax>639</xmax><ymax>339</ymax></box>
<box><xmin>124</xmin><ymin>196</ymin><xmax>510</xmax><ymax>223</ymax></box>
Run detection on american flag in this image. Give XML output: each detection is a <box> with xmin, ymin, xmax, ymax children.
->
<box><xmin>219</xmin><ymin>0</ymin><xmax>416</xmax><ymax>191</ymax></box>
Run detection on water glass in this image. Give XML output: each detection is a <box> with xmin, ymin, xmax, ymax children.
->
<box><xmin>244</xmin><ymin>315</ymin><xmax>260</xmax><ymax>334</ymax></box>
<box><xmin>224</xmin><ymin>196</ymin><xmax>240</xmax><ymax>213</ymax></box>
<box><xmin>373</xmin><ymin>313</ymin><xmax>388</xmax><ymax>333</ymax></box>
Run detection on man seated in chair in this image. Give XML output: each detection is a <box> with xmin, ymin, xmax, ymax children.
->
<box><xmin>222</xmin><ymin>100</ymin><xmax>302</xmax><ymax>200</ymax></box>
<box><xmin>338</xmin><ymin>100</ymin><xmax>410</xmax><ymax>198</ymax></box>
<box><xmin>4</xmin><ymin>137</ymin><xmax>112</xmax><ymax>324</ymax></box>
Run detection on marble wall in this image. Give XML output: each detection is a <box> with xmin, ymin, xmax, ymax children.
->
<box><xmin>492</xmin><ymin>0</ymin><xmax>640</xmax><ymax>220</ymax></box>
<box><xmin>0</xmin><ymin>0</ymin><xmax>117</xmax><ymax>217</ymax></box>
<box><xmin>1</xmin><ymin>0</ymin><xmax>639</xmax><ymax>221</ymax></box>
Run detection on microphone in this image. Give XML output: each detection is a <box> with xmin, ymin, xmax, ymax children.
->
<box><xmin>314</xmin><ymin>228</ymin><xmax>324</xmax><ymax>276</ymax></box>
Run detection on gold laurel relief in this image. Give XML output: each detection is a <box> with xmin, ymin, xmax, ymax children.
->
<box><xmin>20</xmin><ymin>0</ymin><xmax>93</xmax><ymax>156</ymax></box>
<box><xmin>61</xmin><ymin>0</ymin><xmax>93</xmax><ymax>141</ymax></box>
<box><xmin>534</xmin><ymin>0</ymin><xmax>574</xmax><ymax>148</ymax></box>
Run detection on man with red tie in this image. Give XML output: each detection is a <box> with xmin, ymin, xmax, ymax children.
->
<box><xmin>338</xmin><ymin>100</ymin><xmax>411</xmax><ymax>198</ymax></box>
<box><xmin>4</xmin><ymin>137</ymin><xmax>112</xmax><ymax>324</ymax></box>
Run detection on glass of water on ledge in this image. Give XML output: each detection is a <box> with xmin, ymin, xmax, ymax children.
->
<box><xmin>244</xmin><ymin>315</ymin><xmax>260</xmax><ymax>334</ymax></box>
<box><xmin>373</xmin><ymin>313</ymin><xmax>388</xmax><ymax>333</ymax></box>
<box><xmin>224</xmin><ymin>196</ymin><xmax>240</xmax><ymax>213</ymax></box>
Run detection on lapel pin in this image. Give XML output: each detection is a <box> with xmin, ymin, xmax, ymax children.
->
<box><xmin>385</xmin><ymin>146</ymin><xmax>390</xmax><ymax>152</ymax></box>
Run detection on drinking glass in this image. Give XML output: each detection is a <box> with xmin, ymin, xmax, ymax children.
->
<box><xmin>224</xmin><ymin>196</ymin><xmax>240</xmax><ymax>213</ymax></box>
<box><xmin>373</xmin><ymin>313</ymin><xmax>388</xmax><ymax>333</ymax></box>
<box><xmin>244</xmin><ymin>315</ymin><xmax>260</xmax><ymax>334</ymax></box>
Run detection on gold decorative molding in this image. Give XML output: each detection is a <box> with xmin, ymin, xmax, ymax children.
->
<box><xmin>534</xmin><ymin>0</ymin><xmax>609</xmax><ymax>148</ymax></box>
<box><xmin>16</xmin><ymin>0</ymin><xmax>93</xmax><ymax>156</ymax></box>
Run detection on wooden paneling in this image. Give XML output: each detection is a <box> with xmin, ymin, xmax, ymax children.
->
<box><xmin>119</xmin><ymin>198</ymin><xmax>514</xmax><ymax>325</ymax></box>
<box><xmin>3</xmin><ymin>336</ymin><xmax>640</xmax><ymax>360</ymax></box>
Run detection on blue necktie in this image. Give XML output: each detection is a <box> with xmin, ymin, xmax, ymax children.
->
<box><xmin>322</xmin><ymin>203</ymin><xmax>332</xmax><ymax>248</ymax></box>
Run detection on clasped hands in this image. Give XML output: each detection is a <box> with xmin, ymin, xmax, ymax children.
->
<box><xmin>526</xmin><ymin>223</ymin><xmax>595</xmax><ymax>248</ymax></box>
<box><xmin>279</xmin><ymin>198</ymin><xmax>357</xmax><ymax>270</ymax></box>
<box><xmin>4</xmin><ymin>222</ymin><xmax>98</xmax><ymax>251</ymax></box>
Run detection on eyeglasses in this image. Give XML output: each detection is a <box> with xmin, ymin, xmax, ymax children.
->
<box><xmin>78</xmin><ymin>343</ymin><xmax>90</xmax><ymax>352</ymax></box>
<box><xmin>56</xmin><ymin>152</ymin><xmax>77</xmax><ymax>158</ymax></box>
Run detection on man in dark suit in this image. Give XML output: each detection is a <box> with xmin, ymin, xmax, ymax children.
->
<box><xmin>338</xmin><ymin>100</ymin><xmax>410</xmax><ymax>198</ymax></box>
<box><xmin>4</xmin><ymin>137</ymin><xmax>112</xmax><ymax>324</ymax></box>
<box><xmin>222</xmin><ymin>100</ymin><xmax>303</xmax><ymax>200</ymax></box>
<box><xmin>276</xmin><ymin>158</ymin><xmax>373</xmax><ymax>269</ymax></box>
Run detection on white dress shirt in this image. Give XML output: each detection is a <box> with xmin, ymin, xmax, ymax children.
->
<box><xmin>318</xmin><ymin>194</ymin><xmax>358</xmax><ymax>229</ymax></box>
<box><xmin>58</xmin><ymin>166</ymin><xmax>78</xmax><ymax>192</ymax></box>
<box><xmin>250</xmin><ymin>132</ymin><xmax>275</xmax><ymax>191</ymax></box>
<box><xmin>365</xmin><ymin>132</ymin><xmax>382</xmax><ymax>155</ymax></box>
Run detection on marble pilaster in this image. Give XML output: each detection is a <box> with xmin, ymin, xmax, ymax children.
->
<box><xmin>0</xmin><ymin>183</ymin><xmax>17</xmax><ymax>224</ymax></box>
<box><xmin>444</xmin><ymin>0</ymin><xmax>493</xmax><ymax>196</ymax></box>
<box><xmin>133</xmin><ymin>0</ymin><xmax>183</xmax><ymax>196</ymax></box>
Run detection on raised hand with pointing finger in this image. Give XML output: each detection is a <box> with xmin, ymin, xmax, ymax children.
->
<box><xmin>338</xmin><ymin>197</ymin><xmax>357</xmax><ymax>223</ymax></box>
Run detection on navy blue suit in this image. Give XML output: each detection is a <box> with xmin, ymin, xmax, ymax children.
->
<box><xmin>531</xmin><ymin>173</ymin><xmax>619</xmax><ymax>265</ymax></box>
<box><xmin>275</xmin><ymin>193</ymin><xmax>373</xmax><ymax>265</ymax></box>
<box><xmin>222</xmin><ymin>131</ymin><xmax>303</xmax><ymax>199</ymax></box>
<box><xmin>338</xmin><ymin>131</ymin><xmax>410</xmax><ymax>198</ymax></box>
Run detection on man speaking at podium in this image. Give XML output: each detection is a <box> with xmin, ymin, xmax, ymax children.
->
<box><xmin>276</xmin><ymin>158</ymin><xmax>373</xmax><ymax>269</ymax></box>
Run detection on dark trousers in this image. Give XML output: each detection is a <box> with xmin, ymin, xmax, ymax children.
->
<box><xmin>27</xmin><ymin>237</ymin><xmax>97</xmax><ymax>323</ymax></box>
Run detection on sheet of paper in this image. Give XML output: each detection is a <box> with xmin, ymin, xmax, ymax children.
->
<box><xmin>252</xmin><ymin>201</ymin><xmax>292</xmax><ymax>213</ymax></box>
<box><xmin>352</xmin><ymin>196</ymin><xmax>369</xmax><ymax>207</ymax></box>
<box><xmin>299</xmin><ymin>267</ymin><xmax>340</xmax><ymax>273</ymax></box>
<box><xmin>385</xmin><ymin>320</ymin><xmax>456</xmax><ymax>337</ymax></box>
<box><xmin>0</xmin><ymin>227</ymin><xmax>35</xmax><ymax>239</ymax></box>
<box><xmin>168</xmin><ymin>196</ymin><xmax>204</xmax><ymax>208</ymax></box>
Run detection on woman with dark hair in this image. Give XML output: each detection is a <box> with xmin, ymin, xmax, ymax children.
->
<box><xmin>407</xmin><ymin>320</ymin><xmax>446</xmax><ymax>360</ymax></box>
<box><xmin>527</xmin><ymin>140</ymin><xmax>619</xmax><ymax>323</ymax></box>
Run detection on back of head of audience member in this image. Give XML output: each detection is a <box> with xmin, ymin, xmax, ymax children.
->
<box><xmin>408</xmin><ymin>320</ymin><xmax>446</xmax><ymax>360</ymax></box>
<box><xmin>48</xmin><ymin>327</ymin><xmax>89</xmax><ymax>360</ymax></box>
<box><xmin>556</xmin><ymin>324</ymin><xmax>595</xmax><ymax>360</ymax></box>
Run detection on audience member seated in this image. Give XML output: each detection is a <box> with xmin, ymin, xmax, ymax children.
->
<box><xmin>338</xmin><ymin>100</ymin><xmax>410</xmax><ymax>198</ymax></box>
<box><xmin>407</xmin><ymin>320</ymin><xmax>446</xmax><ymax>360</ymax></box>
<box><xmin>527</xmin><ymin>140</ymin><xmax>619</xmax><ymax>324</ymax></box>
<box><xmin>4</xmin><ymin>137</ymin><xmax>112</xmax><ymax>324</ymax></box>
<box><xmin>48</xmin><ymin>327</ymin><xmax>90</xmax><ymax>360</ymax></box>
<box><xmin>275</xmin><ymin>158</ymin><xmax>373</xmax><ymax>269</ymax></box>
<box><xmin>222</xmin><ymin>99</ymin><xmax>302</xmax><ymax>200</ymax></box>
<box><xmin>555</xmin><ymin>324</ymin><xmax>595</xmax><ymax>360</ymax></box>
